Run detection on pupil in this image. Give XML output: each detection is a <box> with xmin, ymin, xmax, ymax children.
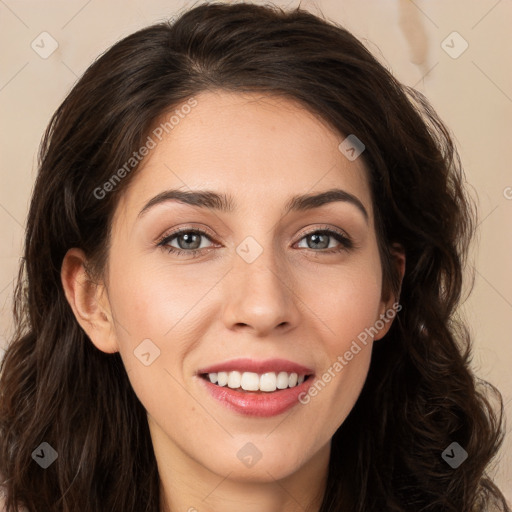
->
<box><xmin>181</xmin><ymin>233</ymin><xmax>200</xmax><ymax>249</ymax></box>
<box><xmin>310</xmin><ymin>233</ymin><xmax>328</xmax><ymax>249</ymax></box>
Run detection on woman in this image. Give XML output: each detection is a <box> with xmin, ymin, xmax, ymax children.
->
<box><xmin>0</xmin><ymin>2</ymin><xmax>509</xmax><ymax>511</ymax></box>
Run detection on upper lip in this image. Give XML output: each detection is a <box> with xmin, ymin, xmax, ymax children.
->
<box><xmin>197</xmin><ymin>358</ymin><xmax>314</xmax><ymax>376</ymax></box>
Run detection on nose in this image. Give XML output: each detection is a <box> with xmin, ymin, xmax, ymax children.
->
<box><xmin>221</xmin><ymin>241</ymin><xmax>301</xmax><ymax>337</ymax></box>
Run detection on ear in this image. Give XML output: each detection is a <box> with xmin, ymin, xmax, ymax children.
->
<box><xmin>61</xmin><ymin>248</ymin><xmax>118</xmax><ymax>354</ymax></box>
<box><xmin>374</xmin><ymin>243</ymin><xmax>406</xmax><ymax>341</ymax></box>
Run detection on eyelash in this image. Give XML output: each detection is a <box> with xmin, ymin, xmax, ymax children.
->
<box><xmin>156</xmin><ymin>225</ymin><xmax>353</xmax><ymax>259</ymax></box>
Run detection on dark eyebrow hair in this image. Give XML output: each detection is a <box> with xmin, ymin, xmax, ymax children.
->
<box><xmin>138</xmin><ymin>187</ymin><xmax>369</xmax><ymax>222</ymax></box>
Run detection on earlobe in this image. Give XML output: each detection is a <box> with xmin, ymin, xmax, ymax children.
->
<box><xmin>60</xmin><ymin>248</ymin><xmax>118</xmax><ymax>354</ymax></box>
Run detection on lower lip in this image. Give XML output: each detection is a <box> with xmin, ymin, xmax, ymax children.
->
<box><xmin>199</xmin><ymin>376</ymin><xmax>314</xmax><ymax>417</ymax></box>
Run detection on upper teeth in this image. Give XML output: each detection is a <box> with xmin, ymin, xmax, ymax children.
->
<box><xmin>207</xmin><ymin>371</ymin><xmax>306</xmax><ymax>392</ymax></box>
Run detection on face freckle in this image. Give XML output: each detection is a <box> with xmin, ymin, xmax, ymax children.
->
<box><xmin>103</xmin><ymin>89</ymin><xmax>394</xmax><ymax>491</ymax></box>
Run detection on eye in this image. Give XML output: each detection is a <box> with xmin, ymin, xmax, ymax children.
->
<box><xmin>295</xmin><ymin>227</ymin><xmax>353</xmax><ymax>253</ymax></box>
<box><xmin>157</xmin><ymin>228</ymin><xmax>216</xmax><ymax>258</ymax></box>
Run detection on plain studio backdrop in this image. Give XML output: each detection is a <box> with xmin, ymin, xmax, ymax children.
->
<box><xmin>0</xmin><ymin>0</ymin><xmax>510</xmax><ymax>504</ymax></box>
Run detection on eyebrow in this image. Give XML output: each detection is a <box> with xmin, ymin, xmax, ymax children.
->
<box><xmin>138</xmin><ymin>187</ymin><xmax>369</xmax><ymax>222</ymax></box>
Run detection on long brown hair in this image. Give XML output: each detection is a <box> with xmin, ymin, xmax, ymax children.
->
<box><xmin>0</xmin><ymin>2</ymin><xmax>509</xmax><ymax>511</ymax></box>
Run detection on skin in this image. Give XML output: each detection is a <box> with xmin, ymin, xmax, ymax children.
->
<box><xmin>62</xmin><ymin>90</ymin><xmax>405</xmax><ymax>512</ymax></box>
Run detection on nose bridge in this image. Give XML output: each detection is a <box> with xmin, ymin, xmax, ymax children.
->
<box><xmin>221</xmin><ymin>232</ymin><xmax>300</xmax><ymax>335</ymax></box>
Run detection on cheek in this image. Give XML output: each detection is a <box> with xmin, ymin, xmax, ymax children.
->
<box><xmin>106</xmin><ymin>259</ymin><xmax>206</xmax><ymax>434</ymax></box>
<box><xmin>106</xmin><ymin>252</ymin><xmax>214</xmax><ymax>347</ymax></box>
<box><xmin>306</xmin><ymin>251</ymin><xmax>383</xmax><ymax>350</ymax></box>
<box><xmin>104</xmin><ymin>252</ymin><xmax>225</xmax><ymax>408</ymax></box>
<box><xmin>297</xmin><ymin>250</ymin><xmax>382</xmax><ymax>430</ymax></box>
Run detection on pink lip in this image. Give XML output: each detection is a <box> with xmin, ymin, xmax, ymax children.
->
<box><xmin>197</xmin><ymin>357</ymin><xmax>314</xmax><ymax>375</ymax></box>
<box><xmin>199</xmin><ymin>376</ymin><xmax>314</xmax><ymax>417</ymax></box>
<box><xmin>196</xmin><ymin>358</ymin><xmax>315</xmax><ymax>418</ymax></box>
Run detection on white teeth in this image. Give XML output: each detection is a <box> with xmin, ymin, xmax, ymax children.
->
<box><xmin>205</xmin><ymin>370</ymin><xmax>308</xmax><ymax>392</ymax></box>
<box><xmin>217</xmin><ymin>371</ymin><xmax>228</xmax><ymax>387</ymax></box>
<box><xmin>227</xmin><ymin>371</ymin><xmax>241</xmax><ymax>389</ymax></box>
<box><xmin>240</xmin><ymin>372</ymin><xmax>260</xmax><ymax>391</ymax></box>
<box><xmin>259</xmin><ymin>372</ymin><xmax>277</xmax><ymax>392</ymax></box>
<box><xmin>276</xmin><ymin>371</ymin><xmax>289</xmax><ymax>389</ymax></box>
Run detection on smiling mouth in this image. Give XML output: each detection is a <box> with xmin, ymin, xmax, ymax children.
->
<box><xmin>200</xmin><ymin>371</ymin><xmax>313</xmax><ymax>393</ymax></box>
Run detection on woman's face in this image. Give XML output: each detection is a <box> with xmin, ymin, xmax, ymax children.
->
<box><xmin>84</xmin><ymin>91</ymin><xmax>399</xmax><ymax>483</ymax></box>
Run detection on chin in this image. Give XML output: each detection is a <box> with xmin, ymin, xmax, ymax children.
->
<box><xmin>200</xmin><ymin>438</ymin><xmax>313</xmax><ymax>482</ymax></box>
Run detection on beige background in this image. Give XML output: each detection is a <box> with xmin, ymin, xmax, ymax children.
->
<box><xmin>1</xmin><ymin>0</ymin><xmax>511</xmax><ymax>503</ymax></box>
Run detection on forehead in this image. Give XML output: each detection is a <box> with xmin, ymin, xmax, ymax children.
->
<box><xmin>116</xmin><ymin>90</ymin><xmax>372</xmax><ymax>222</ymax></box>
